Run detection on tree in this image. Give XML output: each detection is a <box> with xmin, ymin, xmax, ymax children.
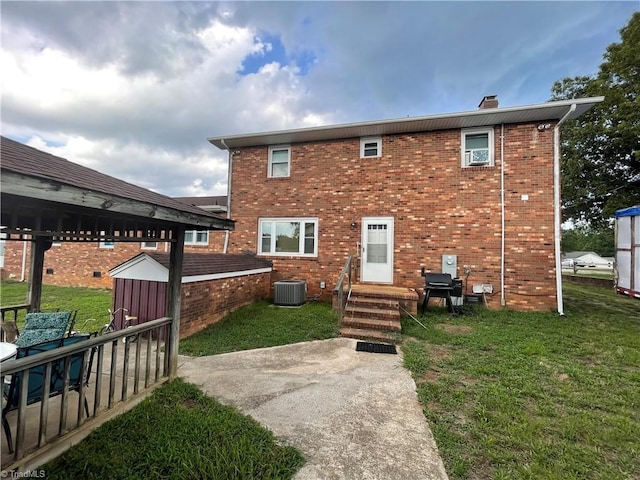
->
<box><xmin>551</xmin><ymin>12</ymin><xmax>640</xmax><ymax>228</ymax></box>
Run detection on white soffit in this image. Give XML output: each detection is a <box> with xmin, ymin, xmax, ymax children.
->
<box><xmin>208</xmin><ymin>97</ymin><xmax>604</xmax><ymax>149</ymax></box>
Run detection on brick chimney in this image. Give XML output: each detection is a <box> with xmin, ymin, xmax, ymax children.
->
<box><xmin>478</xmin><ymin>95</ymin><xmax>499</xmax><ymax>109</ymax></box>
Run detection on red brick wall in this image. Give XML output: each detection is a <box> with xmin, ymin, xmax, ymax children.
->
<box><xmin>0</xmin><ymin>232</ymin><xmax>227</xmax><ymax>289</ymax></box>
<box><xmin>179</xmin><ymin>272</ymin><xmax>271</xmax><ymax>338</ymax></box>
<box><xmin>227</xmin><ymin>123</ymin><xmax>558</xmax><ymax>311</ymax></box>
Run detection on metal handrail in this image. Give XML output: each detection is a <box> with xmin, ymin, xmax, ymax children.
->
<box><xmin>335</xmin><ymin>255</ymin><xmax>354</xmax><ymax>319</ymax></box>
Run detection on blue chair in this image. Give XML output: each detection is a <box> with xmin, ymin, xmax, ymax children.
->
<box><xmin>2</xmin><ymin>334</ymin><xmax>95</xmax><ymax>453</ymax></box>
<box><xmin>14</xmin><ymin>311</ymin><xmax>72</xmax><ymax>348</ymax></box>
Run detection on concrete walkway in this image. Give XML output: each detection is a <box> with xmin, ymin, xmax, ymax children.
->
<box><xmin>178</xmin><ymin>338</ymin><xmax>448</xmax><ymax>480</ymax></box>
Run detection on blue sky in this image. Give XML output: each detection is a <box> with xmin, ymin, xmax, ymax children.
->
<box><xmin>1</xmin><ymin>1</ymin><xmax>637</xmax><ymax>197</ymax></box>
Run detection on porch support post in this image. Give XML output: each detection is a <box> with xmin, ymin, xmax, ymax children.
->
<box><xmin>27</xmin><ymin>236</ymin><xmax>50</xmax><ymax>312</ymax></box>
<box><xmin>167</xmin><ymin>225</ymin><xmax>185</xmax><ymax>379</ymax></box>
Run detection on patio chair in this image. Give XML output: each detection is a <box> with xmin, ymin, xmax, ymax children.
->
<box><xmin>14</xmin><ymin>311</ymin><xmax>72</xmax><ymax>348</ymax></box>
<box><xmin>1</xmin><ymin>322</ymin><xmax>20</xmax><ymax>343</ymax></box>
<box><xmin>2</xmin><ymin>334</ymin><xmax>95</xmax><ymax>454</ymax></box>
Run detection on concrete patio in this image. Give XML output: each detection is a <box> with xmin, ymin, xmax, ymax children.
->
<box><xmin>179</xmin><ymin>337</ymin><xmax>449</xmax><ymax>480</ymax></box>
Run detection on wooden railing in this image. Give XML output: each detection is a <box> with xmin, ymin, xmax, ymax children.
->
<box><xmin>0</xmin><ymin>317</ymin><xmax>172</xmax><ymax>468</ymax></box>
<box><xmin>0</xmin><ymin>304</ymin><xmax>31</xmax><ymax>342</ymax></box>
<box><xmin>335</xmin><ymin>255</ymin><xmax>355</xmax><ymax>319</ymax></box>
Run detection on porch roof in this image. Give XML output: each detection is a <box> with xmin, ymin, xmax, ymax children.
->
<box><xmin>208</xmin><ymin>96</ymin><xmax>604</xmax><ymax>150</ymax></box>
<box><xmin>1</xmin><ymin>136</ymin><xmax>234</xmax><ymax>241</ymax></box>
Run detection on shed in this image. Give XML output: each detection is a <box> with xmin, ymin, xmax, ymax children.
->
<box><xmin>615</xmin><ymin>206</ymin><xmax>640</xmax><ymax>299</ymax></box>
<box><xmin>109</xmin><ymin>252</ymin><xmax>273</xmax><ymax>337</ymax></box>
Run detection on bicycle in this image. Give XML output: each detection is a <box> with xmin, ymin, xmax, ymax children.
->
<box><xmin>98</xmin><ymin>307</ymin><xmax>138</xmax><ymax>342</ymax></box>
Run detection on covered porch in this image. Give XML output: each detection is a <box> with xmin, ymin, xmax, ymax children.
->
<box><xmin>0</xmin><ymin>136</ymin><xmax>234</xmax><ymax>470</ymax></box>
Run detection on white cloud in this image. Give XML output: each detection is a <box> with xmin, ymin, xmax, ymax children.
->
<box><xmin>1</xmin><ymin>1</ymin><xmax>637</xmax><ymax>198</ymax></box>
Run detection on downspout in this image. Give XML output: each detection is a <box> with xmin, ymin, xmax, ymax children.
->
<box><xmin>220</xmin><ymin>139</ymin><xmax>233</xmax><ymax>254</ymax></box>
<box><xmin>20</xmin><ymin>240</ymin><xmax>27</xmax><ymax>282</ymax></box>
<box><xmin>500</xmin><ymin>124</ymin><xmax>506</xmax><ymax>306</ymax></box>
<box><xmin>554</xmin><ymin>103</ymin><xmax>576</xmax><ymax>316</ymax></box>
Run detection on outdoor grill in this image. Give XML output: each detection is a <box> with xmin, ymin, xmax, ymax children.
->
<box><xmin>421</xmin><ymin>269</ymin><xmax>463</xmax><ymax>314</ymax></box>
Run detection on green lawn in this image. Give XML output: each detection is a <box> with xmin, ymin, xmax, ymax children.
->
<box><xmin>5</xmin><ymin>280</ymin><xmax>638</xmax><ymax>479</ymax></box>
<box><xmin>401</xmin><ymin>282</ymin><xmax>639</xmax><ymax>480</ymax></box>
<box><xmin>43</xmin><ymin>379</ymin><xmax>304</xmax><ymax>480</ymax></box>
<box><xmin>0</xmin><ymin>281</ymin><xmax>111</xmax><ymax>333</ymax></box>
<box><xmin>179</xmin><ymin>299</ymin><xmax>340</xmax><ymax>356</ymax></box>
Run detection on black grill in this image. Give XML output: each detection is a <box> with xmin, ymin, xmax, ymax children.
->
<box><xmin>421</xmin><ymin>271</ymin><xmax>462</xmax><ymax>314</ymax></box>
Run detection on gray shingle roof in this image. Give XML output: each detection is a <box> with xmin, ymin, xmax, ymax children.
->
<box><xmin>146</xmin><ymin>252</ymin><xmax>272</xmax><ymax>277</ymax></box>
<box><xmin>1</xmin><ymin>136</ymin><xmax>225</xmax><ymax>221</ymax></box>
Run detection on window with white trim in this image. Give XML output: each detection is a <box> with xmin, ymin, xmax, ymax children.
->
<box><xmin>141</xmin><ymin>241</ymin><xmax>158</xmax><ymax>250</ymax></box>
<box><xmin>259</xmin><ymin>218</ymin><xmax>318</xmax><ymax>256</ymax></box>
<box><xmin>185</xmin><ymin>230</ymin><xmax>209</xmax><ymax>245</ymax></box>
<box><xmin>268</xmin><ymin>146</ymin><xmax>291</xmax><ymax>178</ymax></box>
<box><xmin>99</xmin><ymin>231</ymin><xmax>114</xmax><ymax>249</ymax></box>
<box><xmin>360</xmin><ymin>137</ymin><xmax>381</xmax><ymax>158</ymax></box>
<box><xmin>461</xmin><ymin>127</ymin><xmax>494</xmax><ymax>167</ymax></box>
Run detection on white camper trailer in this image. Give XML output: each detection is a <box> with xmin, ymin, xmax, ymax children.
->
<box><xmin>615</xmin><ymin>206</ymin><xmax>640</xmax><ymax>299</ymax></box>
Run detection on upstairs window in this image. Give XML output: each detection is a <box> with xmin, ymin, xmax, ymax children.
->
<box><xmin>268</xmin><ymin>146</ymin><xmax>291</xmax><ymax>178</ymax></box>
<box><xmin>259</xmin><ymin>218</ymin><xmax>318</xmax><ymax>257</ymax></box>
<box><xmin>185</xmin><ymin>230</ymin><xmax>208</xmax><ymax>245</ymax></box>
<box><xmin>360</xmin><ymin>137</ymin><xmax>382</xmax><ymax>158</ymax></box>
<box><xmin>462</xmin><ymin>128</ymin><xmax>494</xmax><ymax>167</ymax></box>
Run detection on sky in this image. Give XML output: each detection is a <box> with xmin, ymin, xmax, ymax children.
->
<box><xmin>1</xmin><ymin>1</ymin><xmax>638</xmax><ymax>198</ymax></box>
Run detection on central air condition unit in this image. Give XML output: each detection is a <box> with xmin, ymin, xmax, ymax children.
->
<box><xmin>274</xmin><ymin>280</ymin><xmax>307</xmax><ymax>306</ymax></box>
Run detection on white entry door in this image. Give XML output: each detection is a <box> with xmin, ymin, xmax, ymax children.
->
<box><xmin>361</xmin><ymin>217</ymin><xmax>394</xmax><ymax>283</ymax></box>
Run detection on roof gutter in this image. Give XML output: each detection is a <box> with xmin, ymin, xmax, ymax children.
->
<box><xmin>553</xmin><ymin>103</ymin><xmax>576</xmax><ymax>316</ymax></box>
<box><xmin>220</xmin><ymin>139</ymin><xmax>233</xmax><ymax>254</ymax></box>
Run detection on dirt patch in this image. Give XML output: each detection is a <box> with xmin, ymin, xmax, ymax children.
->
<box><xmin>427</xmin><ymin>344</ymin><xmax>451</xmax><ymax>362</ymax></box>
<box><xmin>435</xmin><ymin>324</ymin><xmax>474</xmax><ymax>335</ymax></box>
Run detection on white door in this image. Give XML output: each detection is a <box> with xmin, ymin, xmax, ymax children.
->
<box><xmin>361</xmin><ymin>217</ymin><xmax>394</xmax><ymax>283</ymax></box>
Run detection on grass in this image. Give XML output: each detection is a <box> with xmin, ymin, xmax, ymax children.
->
<box><xmin>43</xmin><ymin>379</ymin><xmax>304</xmax><ymax>480</ymax></box>
<box><xmin>179</xmin><ymin>300</ymin><xmax>340</xmax><ymax>356</ymax></box>
<box><xmin>0</xmin><ymin>280</ymin><xmax>111</xmax><ymax>333</ymax></box>
<box><xmin>401</xmin><ymin>282</ymin><xmax>639</xmax><ymax>480</ymax></box>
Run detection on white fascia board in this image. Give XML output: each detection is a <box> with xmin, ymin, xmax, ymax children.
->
<box><xmin>182</xmin><ymin>267</ymin><xmax>273</xmax><ymax>284</ymax></box>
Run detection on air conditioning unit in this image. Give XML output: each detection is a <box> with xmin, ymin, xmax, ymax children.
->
<box><xmin>274</xmin><ymin>280</ymin><xmax>307</xmax><ymax>306</ymax></box>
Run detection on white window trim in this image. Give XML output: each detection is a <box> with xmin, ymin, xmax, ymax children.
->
<box><xmin>141</xmin><ymin>241</ymin><xmax>158</xmax><ymax>250</ymax></box>
<box><xmin>461</xmin><ymin>127</ymin><xmax>494</xmax><ymax>167</ymax></box>
<box><xmin>99</xmin><ymin>231</ymin><xmax>115</xmax><ymax>249</ymax></box>
<box><xmin>268</xmin><ymin>145</ymin><xmax>291</xmax><ymax>178</ymax></box>
<box><xmin>360</xmin><ymin>137</ymin><xmax>382</xmax><ymax>158</ymax></box>
<box><xmin>258</xmin><ymin>217</ymin><xmax>318</xmax><ymax>257</ymax></box>
<box><xmin>185</xmin><ymin>230</ymin><xmax>209</xmax><ymax>246</ymax></box>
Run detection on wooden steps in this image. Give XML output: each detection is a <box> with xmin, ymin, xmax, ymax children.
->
<box><xmin>339</xmin><ymin>286</ymin><xmax>418</xmax><ymax>344</ymax></box>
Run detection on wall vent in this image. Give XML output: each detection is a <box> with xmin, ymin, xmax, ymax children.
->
<box><xmin>274</xmin><ymin>280</ymin><xmax>306</xmax><ymax>306</ymax></box>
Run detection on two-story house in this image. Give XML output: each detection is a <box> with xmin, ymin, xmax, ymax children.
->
<box><xmin>209</xmin><ymin>95</ymin><xmax>603</xmax><ymax>313</ymax></box>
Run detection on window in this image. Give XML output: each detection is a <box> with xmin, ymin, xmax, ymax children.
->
<box><xmin>259</xmin><ymin>218</ymin><xmax>318</xmax><ymax>256</ymax></box>
<box><xmin>462</xmin><ymin>128</ymin><xmax>494</xmax><ymax>167</ymax></box>
<box><xmin>360</xmin><ymin>137</ymin><xmax>381</xmax><ymax>158</ymax></box>
<box><xmin>141</xmin><ymin>241</ymin><xmax>158</xmax><ymax>250</ymax></box>
<box><xmin>185</xmin><ymin>230</ymin><xmax>209</xmax><ymax>245</ymax></box>
<box><xmin>268</xmin><ymin>146</ymin><xmax>291</xmax><ymax>178</ymax></box>
<box><xmin>99</xmin><ymin>231</ymin><xmax>114</xmax><ymax>249</ymax></box>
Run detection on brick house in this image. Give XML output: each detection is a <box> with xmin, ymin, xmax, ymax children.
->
<box><xmin>0</xmin><ymin>196</ymin><xmax>228</xmax><ymax>289</ymax></box>
<box><xmin>208</xmin><ymin>95</ymin><xmax>603</xmax><ymax>313</ymax></box>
